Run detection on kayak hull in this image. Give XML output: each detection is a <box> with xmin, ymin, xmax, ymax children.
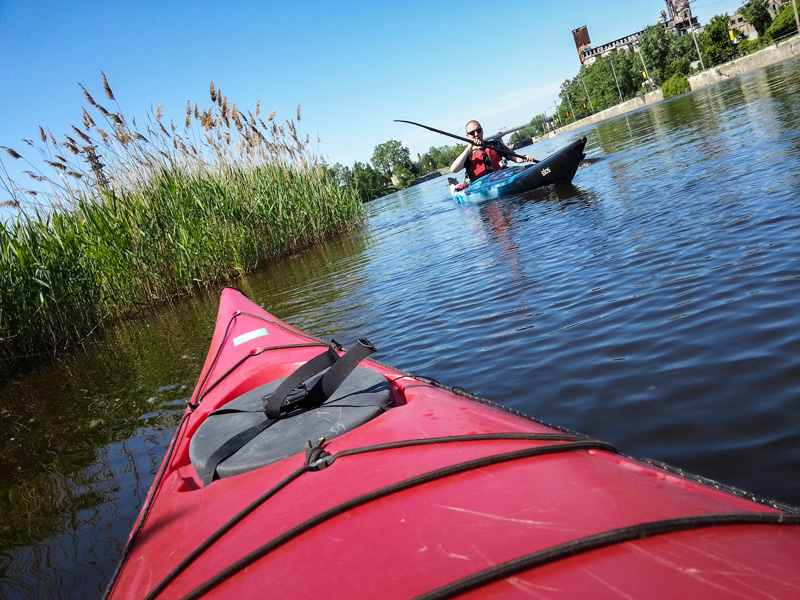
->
<box><xmin>106</xmin><ymin>288</ymin><xmax>800</xmax><ymax>599</ymax></box>
<box><xmin>451</xmin><ymin>136</ymin><xmax>587</xmax><ymax>203</ymax></box>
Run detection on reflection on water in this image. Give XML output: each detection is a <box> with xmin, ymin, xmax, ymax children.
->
<box><xmin>2</xmin><ymin>56</ymin><xmax>800</xmax><ymax>599</ymax></box>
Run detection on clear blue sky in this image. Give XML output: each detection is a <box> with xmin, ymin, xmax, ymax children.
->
<box><xmin>1</xmin><ymin>0</ymin><xmax>744</xmax><ymax>177</ymax></box>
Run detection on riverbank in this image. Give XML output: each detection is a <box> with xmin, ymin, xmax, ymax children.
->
<box><xmin>536</xmin><ymin>34</ymin><xmax>800</xmax><ymax>140</ymax></box>
<box><xmin>0</xmin><ymin>82</ymin><xmax>371</xmax><ymax>381</ymax></box>
<box><xmin>2</xmin><ymin>168</ymin><xmax>363</xmax><ymax>381</ymax></box>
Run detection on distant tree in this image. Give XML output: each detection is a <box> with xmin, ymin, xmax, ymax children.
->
<box><xmin>700</xmin><ymin>15</ymin><xmax>736</xmax><ymax>66</ymax></box>
<box><xmin>613</xmin><ymin>49</ymin><xmax>641</xmax><ymax>96</ymax></box>
<box><xmin>573</xmin><ymin>51</ymin><xmax>640</xmax><ymax>114</ymax></box>
<box><xmin>663</xmin><ymin>29</ymin><xmax>698</xmax><ymax>74</ymax></box>
<box><xmin>737</xmin><ymin>36</ymin><xmax>768</xmax><ymax>54</ymax></box>
<box><xmin>352</xmin><ymin>161</ymin><xmax>389</xmax><ymax>202</ymax></box>
<box><xmin>509</xmin><ymin>114</ymin><xmax>547</xmax><ymax>144</ymax></box>
<box><xmin>635</xmin><ymin>22</ymin><xmax>699</xmax><ymax>85</ymax></box>
<box><xmin>325</xmin><ymin>162</ymin><xmax>353</xmax><ymax>187</ymax></box>
<box><xmin>559</xmin><ymin>77</ymin><xmax>596</xmax><ymax>121</ymax></box>
<box><xmin>417</xmin><ymin>144</ymin><xmax>461</xmax><ymax>173</ymax></box>
<box><xmin>370</xmin><ymin>140</ymin><xmax>411</xmax><ymax>178</ymax></box>
<box><xmin>740</xmin><ymin>0</ymin><xmax>773</xmax><ymax>37</ymax></box>
<box><xmin>639</xmin><ymin>24</ymin><xmax>674</xmax><ymax>85</ymax></box>
<box><xmin>393</xmin><ymin>165</ymin><xmax>415</xmax><ymax>188</ymax></box>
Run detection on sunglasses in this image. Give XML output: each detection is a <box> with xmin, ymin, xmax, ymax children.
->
<box><xmin>467</xmin><ymin>127</ymin><xmax>483</xmax><ymax>135</ymax></box>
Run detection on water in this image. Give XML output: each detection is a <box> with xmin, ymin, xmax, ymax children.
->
<box><xmin>2</xmin><ymin>57</ymin><xmax>800</xmax><ymax>598</ymax></box>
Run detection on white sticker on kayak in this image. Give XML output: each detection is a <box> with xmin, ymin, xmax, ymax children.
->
<box><xmin>233</xmin><ymin>328</ymin><xmax>269</xmax><ymax>346</ymax></box>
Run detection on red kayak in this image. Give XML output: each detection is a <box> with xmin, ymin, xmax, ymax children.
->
<box><xmin>106</xmin><ymin>287</ymin><xmax>800</xmax><ymax>599</ymax></box>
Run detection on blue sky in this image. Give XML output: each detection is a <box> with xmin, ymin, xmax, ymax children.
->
<box><xmin>1</xmin><ymin>0</ymin><xmax>744</xmax><ymax>179</ymax></box>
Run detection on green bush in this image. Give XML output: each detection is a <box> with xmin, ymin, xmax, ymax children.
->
<box><xmin>662</xmin><ymin>74</ymin><xmax>691</xmax><ymax>99</ymax></box>
<box><xmin>665</xmin><ymin>58</ymin><xmax>691</xmax><ymax>79</ymax></box>
<box><xmin>737</xmin><ymin>38</ymin><xmax>769</xmax><ymax>55</ymax></box>
<box><xmin>764</xmin><ymin>4</ymin><xmax>799</xmax><ymax>42</ymax></box>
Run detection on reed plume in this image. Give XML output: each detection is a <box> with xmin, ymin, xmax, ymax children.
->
<box><xmin>79</xmin><ymin>84</ymin><xmax>97</xmax><ymax>108</ymax></box>
<box><xmin>82</xmin><ymin>109</ymin><xmax>96</xmax><ymax>130</ymax></box>
<box><xmin>0</xmin><ymin>72</ymin><xmax>363</xmax><ymax>378</ymax></box>
<box><xmin>71</xmin><ymin>126</ymin><xmax>91</xmax><ymax>143</ymax></box>
<box><xmin>101</xmin><ymin>71</ymin><xmax>115</xmax><ymax>101</ymax></box>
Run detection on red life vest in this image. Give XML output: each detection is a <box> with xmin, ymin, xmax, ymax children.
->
<box><xmin>466</xmin><ymin>147</ymin><xmax>502</xmax><ymax>181</ymax></box>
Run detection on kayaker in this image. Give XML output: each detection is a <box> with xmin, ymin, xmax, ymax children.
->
<box><xmin>449</xmin><ymin>120</ymin><xmax>536</xmax><ymax>184</ymax></box>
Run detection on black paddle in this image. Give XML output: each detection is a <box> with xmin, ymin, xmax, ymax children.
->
<box><xmin>394</xmin><ymin>119</ymin><xmax>537</xmax><ymax>163</ymax></box>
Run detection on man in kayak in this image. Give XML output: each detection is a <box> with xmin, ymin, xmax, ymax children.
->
<box><xmin>449</xmin><ymin>120</ymin><xmax>536</xmax><ymax>185</ymax></box>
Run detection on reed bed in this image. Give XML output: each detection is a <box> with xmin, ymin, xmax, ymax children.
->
<box><xmin>1</xmin><ymin>74</ymin><xmax>363</xmax><ymax>376</ymax></box>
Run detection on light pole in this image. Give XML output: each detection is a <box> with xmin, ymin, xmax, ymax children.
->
<box><xmin>609</xmin><ymin>51</ymin><xmax>624</xmax><ymax>104</ymax></box>
<box><xmin>565</xmin><ymin>93</ymin><xmax>576</xmax><ymax>122</ymax></box>
<box><xmin>636</xmin><ymin>44</ymin><xmax>654</xmax><ymax>90</ymax></box>
<box><xmin>686</xmin><ymin>2</ymin><xmax>705</xmax><ymax>70</ymax></box>
<box><xmin>580</xmin><ymin>77</ymin><xmax>595</xmax><ymax>112</ymax></box>
<box><xmin>793</xmin><ymin>0</ymin><xmax>800</xmax><ymax>35</ymax></box>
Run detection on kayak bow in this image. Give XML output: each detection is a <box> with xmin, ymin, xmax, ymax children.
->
<box><xmin>106</xmin><ymin>288</ymin><xmax>800</xmax><ymax>599</ymax></box>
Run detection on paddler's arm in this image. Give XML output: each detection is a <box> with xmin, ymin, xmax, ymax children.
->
<box><xmin>450</xmin><ymin>144</ymin><xmax>473</xmax><ymax>173</ymax></box>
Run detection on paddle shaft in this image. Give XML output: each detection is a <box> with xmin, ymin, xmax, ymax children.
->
<box><xmin>394</xmin><ymin>119</ymin><xmax>536</xmax><ymax>163</ymax></box>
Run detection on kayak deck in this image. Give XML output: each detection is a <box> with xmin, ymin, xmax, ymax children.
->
<box><xmin>106</xmin><ymin>288</ymin><xmax>800</xmax><ymax>599</ymax></box>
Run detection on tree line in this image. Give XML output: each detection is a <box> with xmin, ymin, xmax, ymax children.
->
<box><xmin>328</xmin><ymin>1</ymin><xmax>798</xmax><ymax>201</ymax></box>
<box><xmin>532</xmin><ymin>0</ymin><xmax>799</xmax><ymax>134</ymax></box>
<box><xmin>323</xmin><ymin>140</ymin><xmax>463</xmax><ymax>202</ymax></box>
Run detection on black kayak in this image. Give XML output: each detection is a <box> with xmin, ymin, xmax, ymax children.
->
<box><xmin>450</xmin><ymin>136</ymin><xmax>587</xmax><ymax>203</ymax></box>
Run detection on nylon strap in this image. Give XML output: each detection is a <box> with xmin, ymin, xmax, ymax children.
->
<box><xmin>310</xmin><ymin>338</ymin><xmax>375</xmax><ymax>404</ymax></box>
<box><xmin>200</xmin><ymin>340</ymin><xmax>375</xmax><ymax>485</ymax></box>
<box><xmin>264</xmin><ymin>346</ymin><xmax>340</xmax><ymax>418</ymax></box>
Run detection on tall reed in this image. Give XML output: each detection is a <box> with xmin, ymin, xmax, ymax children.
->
<box><xmin>1</xmin><ymin>74</ymin><xmax>363</xmax><ymax>376</ymax></box>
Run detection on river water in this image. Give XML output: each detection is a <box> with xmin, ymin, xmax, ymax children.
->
<box><xmin>2</xmin><ymin>57</ymin><xmax>800</xmax><ymax>598</ymax></box>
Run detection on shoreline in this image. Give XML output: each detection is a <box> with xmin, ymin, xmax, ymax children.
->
<box><xmin>534</xmin><ymin>34</ymin><xmax>800</xmax><ymax>141</ymax></box>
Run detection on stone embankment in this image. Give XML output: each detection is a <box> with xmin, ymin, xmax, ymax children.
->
<box><xmin>535</xmin><ymin>34</ymin><xmax>800</xmax><ymax>140</ymax></box>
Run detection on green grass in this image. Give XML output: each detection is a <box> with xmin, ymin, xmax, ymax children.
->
<box><xmin>1</xmin><ymin>75</ymin><xmax>363</xmax><ymax>376</ymax></box>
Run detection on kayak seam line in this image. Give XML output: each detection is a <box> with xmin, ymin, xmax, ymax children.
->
<box><xmin>102</xmin><ymin>410</ymin><xmax>193</xmax><ymax>600</ymax></box>
<box><xmin>330</xmin><ymin>432</ymin><xmax>601</xmax><ymax>461</ymax></box>
<box><xmin>640</xmin><ymin>458</ymin><xmax>800</xmax><ymax>515</ymax></box>
<box><xmin>191</xmin><ymin>342</ymin><xmax>327</xmax><ymax>407</ymax></box>
<box><xmin>413</xmin><ymin>512</ymin><xmax>800</xmax><ymax>600</ymax></box>
<box><xmin>190</xmin><ymin>308</ymin><xmax>332</xmax><ymax>407</ymax></box>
